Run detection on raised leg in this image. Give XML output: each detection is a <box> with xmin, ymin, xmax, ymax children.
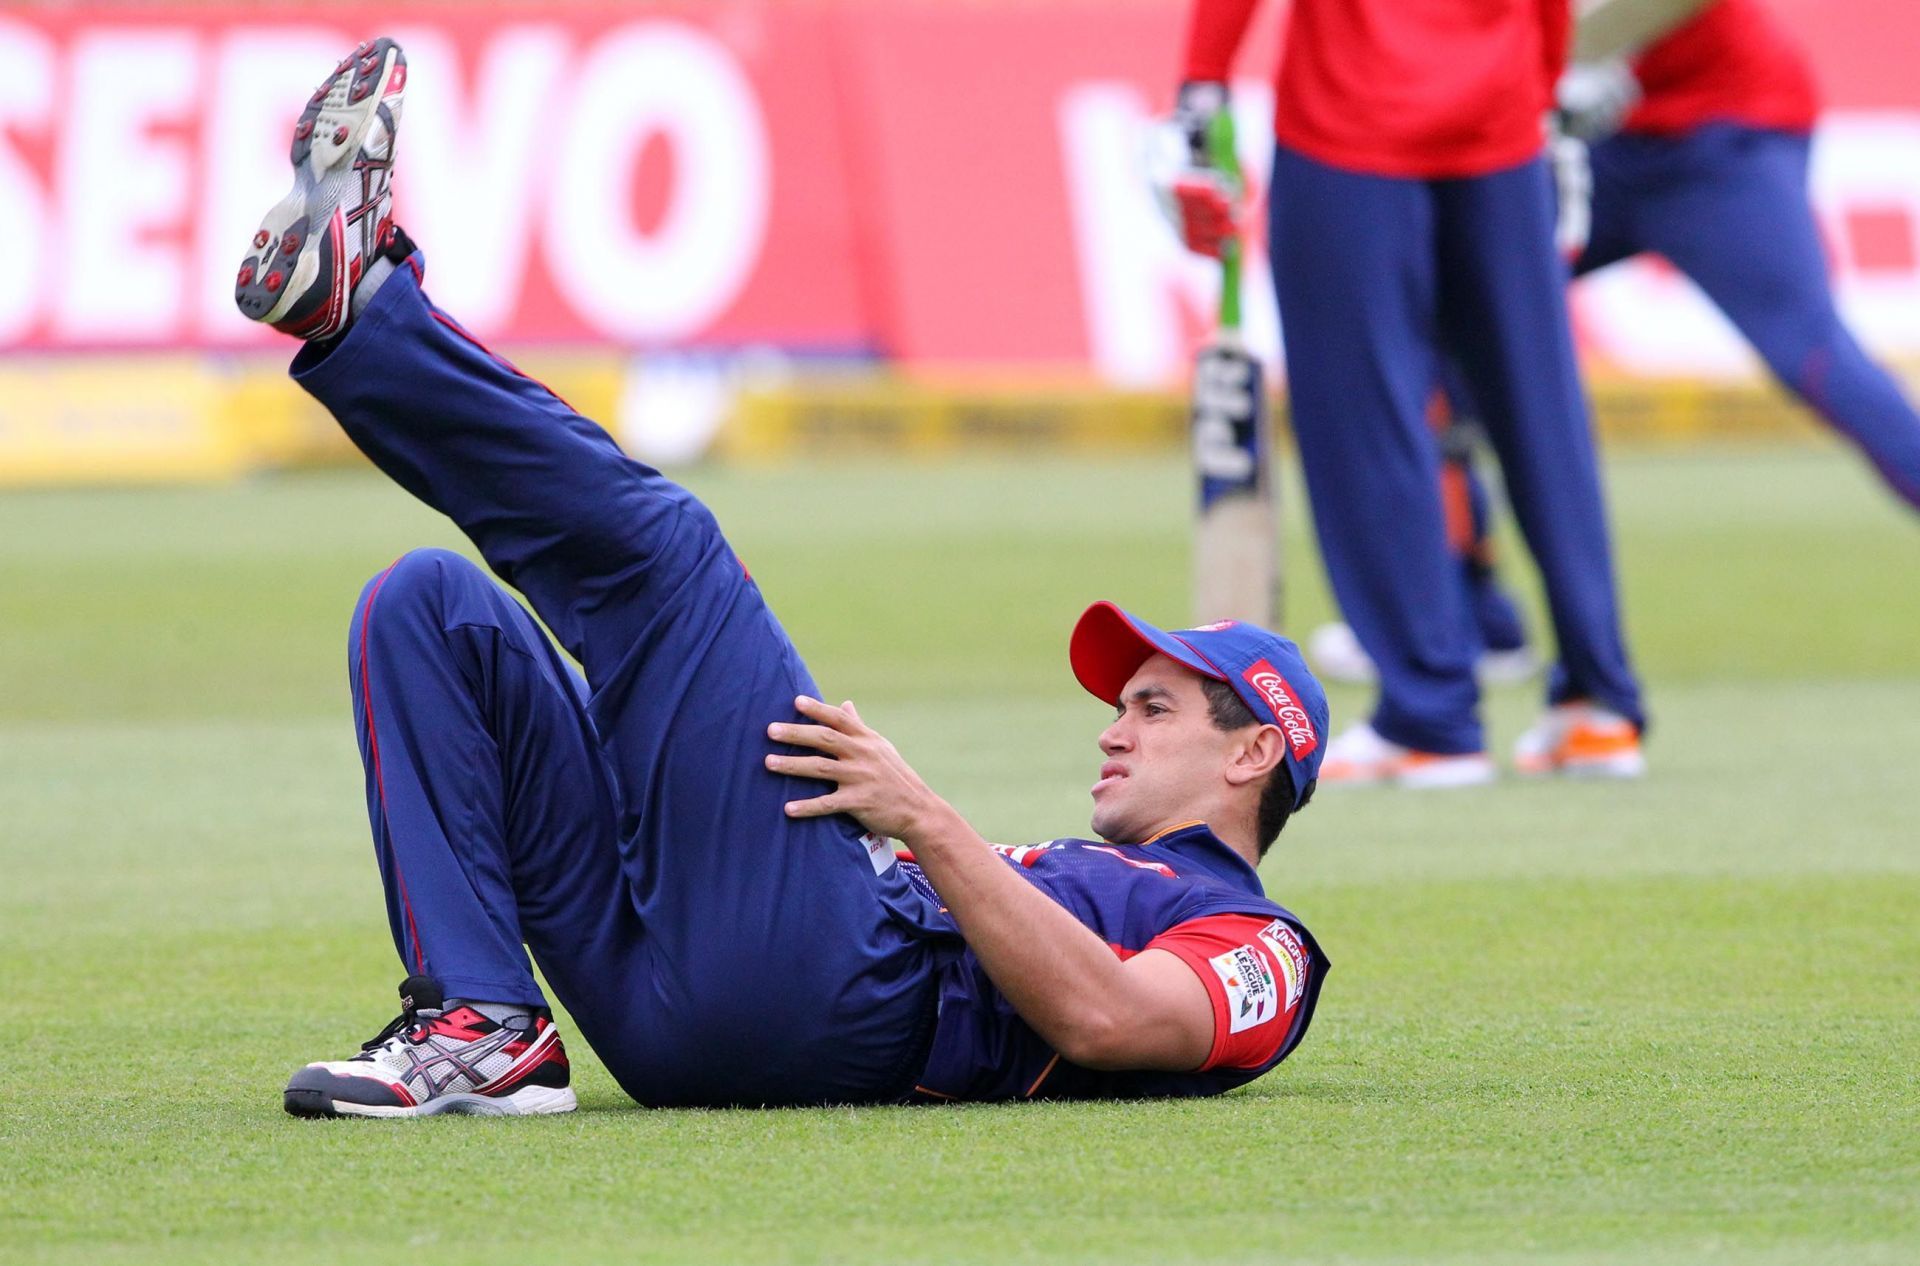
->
<box><xmin>303</xmin><ymin>266</ymin><xmax>940</xmax><ymax>1105</ymax></box>
<box><xmin>1620</xmin><ymin>126</ymin><xmax>1920</xmax><ymax>511</ymax></box>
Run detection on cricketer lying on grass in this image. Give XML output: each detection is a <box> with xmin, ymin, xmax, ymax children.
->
<box><xmin>237</xmin><ymin>38</ymin><xmax>1331</xmax><ymax>1117</ymax></box>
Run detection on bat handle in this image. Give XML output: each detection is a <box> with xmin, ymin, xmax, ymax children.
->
<box><xmin>1206</xmin><ymin>110</ymin><xmax>1244</xmax><ymax>333</ymax></box>
<box><xmin>1220</xmin><ymin>239</ymin><xmax>1242</xmax><ymax>334</ymax></box>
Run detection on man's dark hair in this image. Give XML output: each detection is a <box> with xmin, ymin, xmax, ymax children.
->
<box><xmin>1198</xmin><ymin>677</ymin><xmax>1300</xmax><ymax>858</ymax></box>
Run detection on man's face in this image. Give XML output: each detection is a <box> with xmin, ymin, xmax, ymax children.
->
<box><xmin>1088</xmin><ymin>654</ymin><xmax>1247</xmax><ymax>844</ymax></box>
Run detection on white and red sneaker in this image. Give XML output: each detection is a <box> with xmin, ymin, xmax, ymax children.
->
<box><xmin>235</xmin><ymin>37</ymin><xmax>409</xmax><ymax>340</ymax></box>
<box><xmin>1512</xmin><ymin>701</ymin><xmax>1646</xmax><ymax>779</ymax></box>
<box><xmin>1317</xmin><ymin>721</ymin><xmax>1497</xmax><ymax>789</ymax></box>
<box><xmin>284</xmin><ymin>976</ymin><xmax>577</xmax><ymax>1119</ymax></box>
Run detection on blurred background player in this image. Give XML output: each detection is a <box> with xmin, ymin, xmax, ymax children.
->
<box><xmin>1566</xmin><ymin>0</ymin><xmax>1920</xmax><ymax>509</ymax></box>
<box><xmin>1170</xmin><ymin>0</ymin><xmax>1648</xmax><ymax>787</ymax></box>
<box><xmin>1311</xmin><ymin>0</ymin><xmax>1920</xmax><ymax>721</ymax></box>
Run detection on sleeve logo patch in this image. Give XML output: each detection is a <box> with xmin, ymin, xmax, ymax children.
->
<box><xmin>1257</xmin><ymin>920</ymin><xmax>1309</xmax><ymax>1009</ymax></box>
<box><xmin>1209</xmin><ymin>944</ymin><xmax>1279</xmax><ymax>1033</ymax></box>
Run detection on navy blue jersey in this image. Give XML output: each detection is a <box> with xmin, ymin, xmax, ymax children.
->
<box><xmin>902</xmin><ymin>822</ymin><xmax>1329</xmax><ymax>1102</ymax></box>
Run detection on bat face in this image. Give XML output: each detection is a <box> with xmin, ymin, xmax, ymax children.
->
<box><xmin>1190</xmin><ymin>335</ymin><xmax>1278</xmax><ymax>627</ymax></box>
<box><xmin>1192</xmin><ymin>339</ymin><xmax>1270</xmax><ymax>510</ymax></box>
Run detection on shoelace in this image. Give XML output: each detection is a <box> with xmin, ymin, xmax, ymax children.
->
<box><xmin>352</xmin><ymin>1005</ymin><xmax>435</xmax><ymax>1060</ymax></box>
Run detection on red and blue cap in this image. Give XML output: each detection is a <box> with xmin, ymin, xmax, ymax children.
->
<box><xmin>1069</xmin><ymin>601</ymin><xmax>1328</xmax><ymax>809</ymax></box>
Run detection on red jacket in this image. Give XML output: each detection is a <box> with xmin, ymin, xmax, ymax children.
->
<box><xmin>1184</xmin><ymin>0</ymin><xmax>1570</xmax><ymax>179</ymax></box>
<box><xmin>1626</xmin><ymin>0</ymin><xmax>1819</xmax><ymax>136</ymax></box>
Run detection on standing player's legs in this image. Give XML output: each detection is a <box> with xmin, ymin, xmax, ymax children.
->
<box><xmin>1440</xmin><ymin>445</ymin><xmax>1531</xmax><ymax>659</ymax></box>
<box><xmin>1434</xmin><ymin>158</ymin><xmax>1645</xmax><ymax>730</ymax></box>
<box><xmin>1605</xmin><ymin>126</ymin><xmax>1920</xmax><ymax>510</ymax></box>
<box><xmin>296</xmin><ymin>261</ymin><xmax>941</xmax><ymax>1107</ymax></box>
<box><xmin>1432</xmin><ymin>366</ymin><xmax>1531</xmax><ymax>661</ymax></box>
<box><xmin>346</xmin><ymin>547</ymin><xmax>644</xmax><ymax>1060</ymax></box>
<box><xmin>1268</xmin><ymin>145</ymin><xmax>1484</xmax><ymax>756</ymax></box>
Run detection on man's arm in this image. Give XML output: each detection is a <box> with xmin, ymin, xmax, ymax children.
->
<box><xmin>767</xmin><ymin>696</ymin><xmax>1215</xmax><ymax>1071</ymax></box>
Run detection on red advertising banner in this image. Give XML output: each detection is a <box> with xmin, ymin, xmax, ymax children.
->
<box><xmin>0</xmin><ymin>4</ymin><xmax>872</xmax><ymax>352</ymax></box>
<box><xmin>2</xmin><ymin>1</ymin><xmax>1917</xmax><ymax>384</ymax></box>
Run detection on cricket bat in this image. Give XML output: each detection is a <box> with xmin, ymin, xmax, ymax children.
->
<box><xmin>1190</xmin><ymin>108</ymin><xmax>1279</xmax><ymax>629</ymax></box>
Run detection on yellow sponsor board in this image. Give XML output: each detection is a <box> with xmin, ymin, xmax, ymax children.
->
<box><xmin>0</xmin><ymin>354</ymin><xmax>1860</xmax><ymax>486</ymax></box>
<box><xmin>0</xmin><ymin>357</ymin><xmax>252</xmax><ymax>486</ymax></box>
<box><xmin>0</xmin><ymin>353</ymin><xmax>627</xmax><ymax>487</ymax></box>
<box><xmin>723</xmin><ymin>377</ymin><xmax>1192</xmax><ymax>460</ymax></box>
<box><xmin>722</xmin><ymin>374</ymin><xmax>1832</xmax><ymax>460</ymax></box>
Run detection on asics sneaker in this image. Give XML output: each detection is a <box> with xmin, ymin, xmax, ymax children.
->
<box><xmin>235</xmin><ymin>37</ymin><xmax>409</xmax><ymax>340</ymax></box>
<box><xmin>1513</xmin><ymin>701</ymin><xmax>1646</xmax><ymax>779</ymax></box>
<box><xmin>1317</xmin><ymin>721</ymin><xmax>1496</xmax><ymax>789</ymax></box>
<box><xmin>284</xmin><ymin>975</ymin><xmax>577</xmax><ymax>1119</ymax></box>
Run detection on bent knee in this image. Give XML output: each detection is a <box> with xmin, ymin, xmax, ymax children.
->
<box><xmin>349</xmin><ymin>548</ymin><xmax>487</xmax><ymax>640</ymax></box>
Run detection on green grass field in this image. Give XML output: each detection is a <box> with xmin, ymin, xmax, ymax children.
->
<box><xmin>3</xmin><ymin>446</ymin><xmax>1916</xmax><ymax>1264</ymax></box>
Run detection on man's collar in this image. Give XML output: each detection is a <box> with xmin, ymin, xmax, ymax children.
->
<box><xmin>1136</xmin><ymin>821</ymin><xmax>1265</xmax><ymax>894</ymax></box>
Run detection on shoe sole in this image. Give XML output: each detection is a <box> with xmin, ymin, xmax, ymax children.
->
<box><xmin>1512</xmin><ymin>751</ymin><xmax>1645</xmax><ymax>778</ymax></box>
<box><xmin>1317</xmin><ymin>764</ymin><xmax>1388</xmax><ymax>787</ymax></box>
<box><xmin>235</xmin><ymin>38</ymin><xmax>405</xmax><ymax>334</ymax></box>
<box><xmin>1557</xmin><ymin>751</ymin><xmax>1646</xmax><ymax>779</ymax></box>
<box><xmin>1397</xmin><ymin>755</ymin><xmax>1497</xmax><ymax>789</ymax></box>
<box><xmin>284</xmin><ymin>1082</ymin><xmax>577</xmax><ymax>1120</ymax></box>
<box><xmin>1320</xmin><ymin>756</ymin><xmax>1496</xmax><ymax>789</ymax></box>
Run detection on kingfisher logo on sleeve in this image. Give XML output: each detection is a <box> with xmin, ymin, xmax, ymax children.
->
<box><xmin>1209</xmin><ymin>944</ymin><xmax>1279</xmax><ymax>1033</ymax></box>
<box><xmin>1241</xmin><ymin>660</ymin><xmax>1319</xmax><ymax>759</ymax></box>
<box><xmin>1257</xmin><ymin>920</ymin><xmax>1309</xmax><ymax>1009</ymax></box>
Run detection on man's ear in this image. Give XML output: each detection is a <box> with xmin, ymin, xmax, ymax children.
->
<box><xmin>1224</xmin><ymin>725</ymin><xmax>1286</xmax><ymax>788</ymax></box>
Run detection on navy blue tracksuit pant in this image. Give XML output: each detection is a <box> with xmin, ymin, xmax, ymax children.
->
<box><xmin>299</xmin><ymin>257</ymin><xmax>944</xmax><ymax>1107</ymax></box>
<box><xmin>1270</xmin><ymin>145</ymin><xmax>1644</xmax><ymax>754</ymax></box>
<box><xmin>1581</xmin><ymin>124</ymin><xmax>1920</xmax><ymax>510</ymax></box>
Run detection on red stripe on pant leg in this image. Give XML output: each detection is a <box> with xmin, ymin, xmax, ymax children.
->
<box><xmin>427</xmin><ymin>309</ymin><xmax>579</xmax><ymax>413</ymax></box>
<box><xmin>359</xmin><ymin>557</ymin><xmax>428</xmax><ymax>973</ymax></box>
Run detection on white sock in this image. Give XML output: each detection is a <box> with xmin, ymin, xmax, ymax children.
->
<box><xmin>449</xmin><ymin>999</ymin><xmax>536</xmax><ymax>1025</ymax></box>
<box><xmin>350</xmin><ymin>255</ymin><xmax>399</xmax><ymax>320</ymax></box>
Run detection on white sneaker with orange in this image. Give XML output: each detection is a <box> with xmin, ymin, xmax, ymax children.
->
<box><xmin>1512</xmin><ymin>702</ymin><xmax>1645</xmax><ymax>778</ymax></box>
<box><xmin>1318</xmin><ymin>722</ymin><xmax>1496</xmax><ymax>789</ymax></box>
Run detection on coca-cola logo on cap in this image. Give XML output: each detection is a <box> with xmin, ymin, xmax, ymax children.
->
<box><xmin>1241</xmin><ymin>659</ymin><xmax>1319</xmax><ymax>760</ymax></box>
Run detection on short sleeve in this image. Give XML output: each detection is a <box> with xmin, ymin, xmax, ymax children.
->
<box><xmin>1146</xmin><ymin>913</ymin><xmax>1312</xmax><ymax>1071</ymax></box>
